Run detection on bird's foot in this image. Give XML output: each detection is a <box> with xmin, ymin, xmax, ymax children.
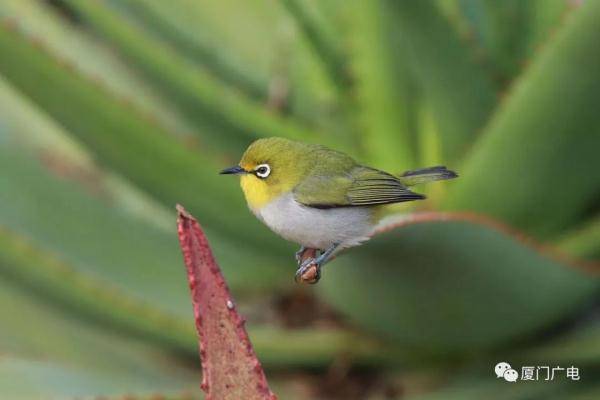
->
<box><xmin>293</xmin><ymin>243</ymin><xmax>340</xmax><ymax>285</ymax></box>
<box><xmin>294</xmin><ymin>257</ymin><xmax>321</xmax><ymax>284</ymax></box>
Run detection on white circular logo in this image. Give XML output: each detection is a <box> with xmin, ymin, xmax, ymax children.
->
<box><xmin>495</xmin><ymin>362</ymin><xmax>512</xmax><ymax>378</ymax></box>
<box><xmin>503</xmin><ymin>369</ymin><xmax>519</xmax><ymax>382</ymax></box>
<box><xmin>495</xmin><ymin>362</ymin><xmax>519</xmax><ymax>382</ymax></box>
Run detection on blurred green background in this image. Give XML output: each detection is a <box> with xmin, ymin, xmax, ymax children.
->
<box><xmin>0</xmin><ymin>0</ymin><xmax>599</xmax><ymax>399</ymax></box>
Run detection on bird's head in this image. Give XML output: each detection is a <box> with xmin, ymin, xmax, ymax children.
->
<box><xmin>220</xmin><ymin>137</ymin><xmax>308</xmax><ymax>209</ymax></box>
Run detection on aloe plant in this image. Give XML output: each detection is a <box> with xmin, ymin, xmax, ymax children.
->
<box><xmin>0</xmin><ymin>0</ymin><xmax>598</xmax><ymax>398</ymax></box>
<box><xmin>177</xmin><ymin>206</ymin><xmax>276</xmax><ymax>400</ymax></box>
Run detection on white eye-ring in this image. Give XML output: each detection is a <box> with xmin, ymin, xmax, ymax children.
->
<box><xmin>255</xmin><ymin>163</ymin><xmax>271</xmax><ymax>178</ymax></box>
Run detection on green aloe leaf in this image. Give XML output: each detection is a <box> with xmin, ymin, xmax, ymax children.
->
<box><xmin>0</xmin><ymin>22</ymin><xmax>292</xmax><ymax>255</ymax></box>
<box><xmin>0</xmin><ymin>277</ymin><xmax>200</xmax><ymax>399</ymax></box>
<box><xmin>346</xmin><ymin>0</ymin><xmax>419</xmax><ymax>171</ymax></box>
<box><xmin>281</xmin><ymin>0</ymin><xmax>350</xmax><ymax>92</ymax></box>
<box><xmin>0</xmin><ymin>221</ymin><xmax>192</xmax><ymax>350</ymax></box>
<box><xmin>318</xmin><ymin>215</ymin><xmax>598</xmax><ymax>355</ymax></box>
<box><xmin>404</xmin><ymin>375</ymin><xmax>597</xmax><ymax>400</ymax></box>
<box><xmin>0</xmin><ymin>0</ymin><xmax>197</xmax><ymax>140</ymax></box>
<box><xmin>516</xmin><ymin>321</ymin><xmax>600</xmax><ymax>365</ymax></box>
<box><xmin>454</xmin><ymin>0</ymin><xmax>570</xmax><ymax>84</ymax></box>
<box><xmin>555</xmin><ymin>216</ymin><xmax>600</xmax><ymax>261</ymax></box>
<box><xmin>525</xmin><ymin>0</ymin><xmax>571</xmax><ymax>55</ymax></box>
<box><xmin>0</xmin><ymin>357</ymin><xmax>201</xmax><ymax>400</ymax></box>
<box><xmin>1</xmin><ymin>109</ymin><xmax>287</xmax><ymax>267</ymax></box>
<box><xmin>61</xmin><ymin>0</ymin><xmax>327</xmax><ymax>156</ymax></box>
<box><xmin>444</xmin><ymin>0</ymin><xmax>600</xmax><ymax>238</ymax></box>
<box><xmin>105</xmin><ymin>0</ymin><xmax>269</xmax><ymax>100</ymax></box>
<box><xmin>456</xmin><ymin>0</ymin><xmax>535</xmax><ymax>84</ymax></box>
<box><xmin>385</xmin><ymin>0</ymin><xmax>498</xmax><ymax>163</ymax></box>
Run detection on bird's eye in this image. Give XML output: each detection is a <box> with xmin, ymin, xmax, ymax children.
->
<box><xmin>254</xmin><ymin>164</ymin><xmax>271</xmax><ymax>179</ymax></box>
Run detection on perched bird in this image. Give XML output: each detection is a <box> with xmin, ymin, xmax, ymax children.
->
<box><xmin>221</xmin><ymin>137</ymin><xmax>457</xmax><ymax>283</ymax></box>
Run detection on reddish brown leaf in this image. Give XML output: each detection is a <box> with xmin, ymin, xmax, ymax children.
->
<box><xmin>176</xmin><ymin>205</ymin><xmax>277</xmax><ymax>400</ymax></box>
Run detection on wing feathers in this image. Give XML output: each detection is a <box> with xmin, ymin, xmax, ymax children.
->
<box><xmin>295</xmin><ymin>166</ymin><xmax>425</xmax><ymax>208</ymax></box>
<box><xmin>346</xmin><ymin>168</ymin><xmax>425</xmax><ymax>206</ymax></box>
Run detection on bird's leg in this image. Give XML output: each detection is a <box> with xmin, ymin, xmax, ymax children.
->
<box><xmin>294</xmin><ymin>243</ymin><xmax>340</xmax><ymax>284</ymax></box>
<box><xmin>313</xmin><ymin>243</ymin><xmax>339</xmax><ymax>267</ymax></box>
<box><xmin>295</xmin><ymin>246</ymin><xmax>308</xmax><ymax>264</ymax></box>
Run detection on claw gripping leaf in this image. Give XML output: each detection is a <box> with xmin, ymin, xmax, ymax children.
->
<box><xmin>177</xmin><ymin>205</ymin><xmax>277</xmax><ymax>400</ymax></box>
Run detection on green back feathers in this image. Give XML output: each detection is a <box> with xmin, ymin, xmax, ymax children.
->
<box><xmin>294</xmin><ymin>166</ymin><xmax>425</xmax><ymax>208</ymax></box>
<box><xmin>240</xmin><ymin>137</ymin><xmax>456</xmax><ymax>209</ymax></box>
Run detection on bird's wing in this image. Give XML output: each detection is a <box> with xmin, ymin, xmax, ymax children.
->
<box><xmin>294</xmin><ymin>166</ymin><xmax>425</xmax><ymax>208</ymax></box>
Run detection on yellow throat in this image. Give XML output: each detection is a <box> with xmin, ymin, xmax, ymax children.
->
<box><xmin>240</xmin><ymin>174</ymin><xmax>269</xmax><ymax>209</ymax></box>
<box><xmin>239</xmin><ymin>172</ymin><xmax>295</xmax><ymax>210</ymax></box>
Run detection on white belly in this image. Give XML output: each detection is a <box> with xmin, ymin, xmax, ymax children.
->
<box><xmin>251</xmin><ymin>193</ymin><xmax>375</xmax><ymax>250</ymax></box>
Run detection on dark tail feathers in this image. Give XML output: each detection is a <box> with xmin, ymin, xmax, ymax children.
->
<box><xmin>399</xmin><ymin>166</ymin><xmax>458</xmax><ymax>186</ymax></box>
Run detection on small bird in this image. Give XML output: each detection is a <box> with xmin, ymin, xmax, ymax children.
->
<box><xmin>221</xmin><ymin>137</ymin><xmax>457</xmax><ymax>283</ymax></box>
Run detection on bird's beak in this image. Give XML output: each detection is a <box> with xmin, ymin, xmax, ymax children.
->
<box><xmin>219</xmin><ymin>165</ymin><xmax>247</xmax><ymax>175</ymax></box>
